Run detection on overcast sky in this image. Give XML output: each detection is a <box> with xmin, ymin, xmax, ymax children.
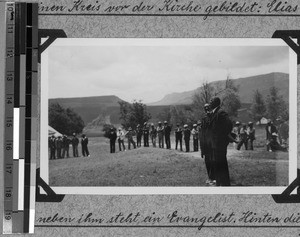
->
<box><xmin>46</xmin><ymin>39</ymin><xmax>290</xmax><ymax>103</ymax></box>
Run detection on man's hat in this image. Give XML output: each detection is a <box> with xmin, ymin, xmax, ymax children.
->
<box><xmin>276</xmin><ymin>116</ymin><xmax>282</xmax><ymax>121</ymax></box>
<box><xmin>204</xmin><ymin>103</ymin><xmax>210</xmax><ymax>108</ymax></box>
<box><xmin>164</xmin><ymin>121</ymin><xmax>167</xmax><ymax>124</ymax></box>
<box><xmin>176</xmin><ymin>123</ymin><xmax>180</xmax><ymax>126</ymax></box>
<box><xmin>158</xmin><ymin>121</ymin><xmax>162</xmax><ymax>124</ymax></box>
<box><xmin>235</xmin><ymin>121</ymin><xmax>240</xmax><ymax>125</ymax></box>
<box><xmin>197</xmin><ymin>120</ymin><xmax>201</xmax><ymax>125</ymax></box>
<box><xmin>110</xmin><ymin>127</ymin><xmax>114</xmax><ymax>130</ymax></box>
<box><xmin>248</xmin><ymin>121</ymin><xmax>253</xmax><ymax>125</ymax></box>
<box><xmin>128</xmin><ymin>127</ymin><xmax>132</xmax><ymax>131</ymax></box>
<box><xmin>193</xmin><ymin>124</ymin><xmax>197</xmax><ymax>127</ymax></box>
<box><xmin>151</xmin><ymin>123</ymin><xmax>154</xmax><ymax>126</ymax></box>
<box><xmin>272</xmin><ymin>132</ymin><xmax>278</xmax><ymax>137</ymax></box>
<box><xmin>73</xmin><ymin>133</ymin><xmax>76</xmax><ymax>136</ymax></box>
<box><xmin>118</xmin><ymin>127</ymin><xmax>122</xmax><ymax>130</ymax></box>
<box><xmin>137</xmin><ymin>124</ymin><xmax>140</xmax><ymax>127</ymax></box>
<box><xmin>184</xmin><ymin>124</ymin><xmax>188</xmax><ymax>128</ymax></box>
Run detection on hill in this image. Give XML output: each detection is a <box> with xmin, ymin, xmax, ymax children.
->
<box><xmin>149</xmin><ymin>72</ymin><xmax>289</xmax><ymax>105</ymax></box>
<box><xmin>49</xmin><ymin>95</ymin><xmax>124</xmax><ymax>125</ymax></box>
<box><xmin>49</xmin><ymin>72</ymin><xmax>289</xmax><ymax>132</ymax></box>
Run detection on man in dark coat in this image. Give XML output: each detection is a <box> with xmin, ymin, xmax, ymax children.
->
<box><xmin>136</xmin><ymin>124</ymin><xmax>143</xmax><ymax>147</ymax></box>
<box><xmin>71</xmin><ymin>133</ymin><xmax>79</xmax><ymax>157</ymax></box>
<box><xmin>143</xmin><ymin>122</ymin><xmax>150</xmax><ymax>147</ymax></box>
<box><xmin>164</xmin><ymin>121</ymin><xmax>171</xmax><ymax>149</ymax></box>
<box><xmin>183</xmin><ymin>124</ymin><xmax>191</xmax><ymax>152</ymax></box>
<box><xmin>62</xmin><ymin>135</ymin><xmax>70</xmax><ymax>158</ymax></box>
<box><xmin>208</xmin><ymin>97</ymin><xmax>232</xmax><ymax>186</ymax></box>
<box><xmin>200</xmin><ymin>103</ymin><xmax>215</xmax><ymax>184</ymax></box>
<box><xmin>49</xmin><ymin>135</ymin><xmax>56</xmax><ymax>160</ymax></box>
<box><xmin>175</xmin><ymin>124</ymin><xmax>183</xmax><ymax>151</ymax></box>
<box><xmin>247</xmin><ymin>122</ymin><xmax>256</xmax><ymax>150</ymax></box>
<box><xmin>276</xmin><ymin>116</ymin><xmax>289</xmax><ymax>146</ymax></box>
<box><xmin>108</xmin><ymin>128</ymin><xmax>117</xmax><ymax>153</ymax></box>
<box><xmin>81</xmin><ymin>134</ymin><xmax>90</xmax><ymax>157</ymax></box>
<box><xmin>56</xmin><ymin>136</ymin><xmax>63</xmax><ymax>159</ymax></box>
<box><xmin>265</xmin><ymin>120</ymin><xmax>278</xmax><ymax>152</ymax></box>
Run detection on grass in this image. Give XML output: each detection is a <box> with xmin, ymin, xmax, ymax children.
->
<box><xmin>49</xmin><ymin>135</ymin><xmax>288</xmax><ymax>187</ymax></box>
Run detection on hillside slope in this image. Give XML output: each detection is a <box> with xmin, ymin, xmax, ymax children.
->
<box><xmin>49</xmin><ymin>95</ymin><xmax>124</xmax><ymax>125</ymax></box>
<box><xmin>150</xmin><ymin>72</ymin><xmax>289</xmax><ymax>105</ymax></box>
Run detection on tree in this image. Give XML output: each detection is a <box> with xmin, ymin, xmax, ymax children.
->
<box><xmin>192</xmin><ymin>76</ymin><xmax>241</xmax><ymax>120</ymax></box>
<box><xmin>157</xmin><ymin>106</ymin><xmax>172</xmax><ymax>123</ymax></box>
<box><xmin>250</xmin><ymin>89</ymin><xmax>266</xmax><ymax>123</ymax></box>
<box><xmin>158</xmin><ymin>105</ymin><xmax>195</xmax><ymax>127</ymax></box>
<box><xmin>49</xmin><ymin>103</ymin><xmax>85</xmax><ymax>135</ymax></box>
<box><xmin>119</xmin><ymin>100</ymin><xmax>151</xmax><ymax>129</ymax></box>
<box><xmin>266</xmin><ymin>86</ymin><xmax>288</xmax><ymax>121</ymax></box>
<box><xmin>192</xmin><ymin>81</ymin><xmax>215</xmax><ymax>119</ymax></box>
<box><xmin>216</xmin><ymin>76</ymin><xmax>241</xmax><ymax>119</ymax></box>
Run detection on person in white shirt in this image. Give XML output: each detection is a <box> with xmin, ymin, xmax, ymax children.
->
<box><xmin>117</xmin><ymin>127</ymin><xmax>126</xmax><ymax>152</ymax></box>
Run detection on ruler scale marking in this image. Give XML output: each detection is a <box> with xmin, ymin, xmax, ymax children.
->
<box><xmin>4</xmin><ymin>2</ymin><xmax>37</xmax><ymax>234</ymax></box>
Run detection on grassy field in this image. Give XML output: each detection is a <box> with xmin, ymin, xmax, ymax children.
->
<box><xmin>49</xmin><ymin>134</ymin><xmax>288</xmax><ymax>187</ymax></box>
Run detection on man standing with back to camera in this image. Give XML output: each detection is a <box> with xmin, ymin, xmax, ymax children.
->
<box><xmin>164</xmin><ymin>121</ymin><xmax>171</xmax><ymax>149</ymax></box>
<box><xmin>200</xmin><ymin>103</ymin><xmax>215</xmax><ymax>185</ymax></box>
<box><xmin>71</xmin><ymin>133</ymin><xmax>79</xmax><ymax>157</ymax></box>
<box><xmin>208</xmin><ymin>97</ymin><xmax>232</xmax><ymax>186</ymax></box>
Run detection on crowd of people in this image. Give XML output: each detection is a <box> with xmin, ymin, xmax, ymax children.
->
<box><xmin>48</xmin><ymin>133</ymin><xmax>90</xmax><ymax>160</ymax></box>
<box><xmin>231</xmin><ymin>116</ymin><xmax>288</xmax><ymax>152</ymax></box>
<box><xmin>49</xmin><ymin>96</ymin><xmax>289</xmax><ymax>187</ymax></box>
<box><xmin>106</xmin><ymin>120</ymin><xmax>202</xmax><ymax>154</ymax></box>
<box><xmin>106</xmin><ymin>96</ymin><xmax>289</xmax><ymax>187</ymax></box>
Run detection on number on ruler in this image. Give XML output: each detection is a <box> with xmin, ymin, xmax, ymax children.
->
<box><xmin>6</xmin><ymin>119</ymin><xmax>13</xmax><ymax>128</ymax></box>
<box><xmin>5</xmin><ymin>142</ymin><xmax>12</xmax><ymax>151</ymax></box>
<box><xmin>4</xmin><ymin>211</ymin><xmax>12</xmax><ymax>221</ymax></box>
<box><xmin>6</xmin><ymin>72</ymin><xmax>13</xmax><ymax>81</ymax></box>
<box><xmin>6</xmin><ymin>165</ymin><xmax>12</xmax><ymax>174</ymax></box>
<box><xmin>6</xmin><ymin>96</ymin><xmax>13</xmax><ymax>105</ymax></box>
<box><xmin>7</xmin><ymin>5</ymin><xmax>14</xmax><ymax>12</ymax></box>
<box><xmin>6</xmin><ymin>49</ymin><xmax>13</xmax><ymax>58</ymax></box>
<box><xmin>5</xmin><ymin>189</ymin><xmax>12</xmax><ymax>198</ymax></box>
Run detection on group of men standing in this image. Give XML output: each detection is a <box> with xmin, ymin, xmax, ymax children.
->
<box><xmin>231</xmin><ymin>116</ymin><xmax>288</xmax><ymax>152</ymax></box>
<box><xmin>107</xmin><ymin>121</ymin><xmax>172</xmax><ymax>153</ymax></box>
<box><xmin>107</xmin><ymin>120</ymin><xmax>203</xmax><ymax>154</ymax></box>
<box><xmin>49</xmin><ymin>133</ymin><xmax>90</xmax><ymax>160</ymax></box>
<box><xmin>232</xmin><ymin>121</ymin><xmax>256</xmax><ymax>150</ymax></box>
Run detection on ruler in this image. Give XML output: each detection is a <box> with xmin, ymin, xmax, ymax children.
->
<box><xmin>3</xmin><ymin>2</ymin><xmax>38</xmax><ymax>234</ymax></box>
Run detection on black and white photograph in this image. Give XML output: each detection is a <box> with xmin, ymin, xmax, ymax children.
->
<box><xmin>41</xmin><ymin>38</ymin><xmax>297</xmax><ymax>193</ymax></box>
